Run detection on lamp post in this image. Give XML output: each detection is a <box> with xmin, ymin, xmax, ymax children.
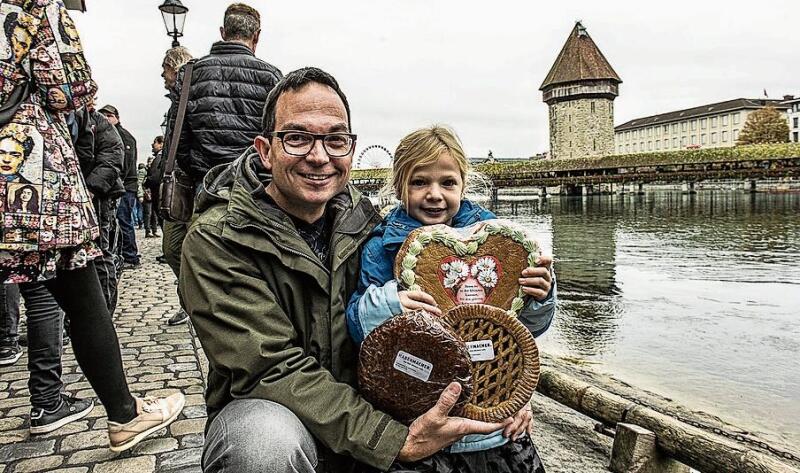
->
<box><xmin>160</xmin><ymin>113</ymin><xmax>168</xmax><ymax>135</ymax></box>
<box><xmin>158</xmin><ymin>0</ymin><xmax>188</xmax><ymax>47</ymax></box>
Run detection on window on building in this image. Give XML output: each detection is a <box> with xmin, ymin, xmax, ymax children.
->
<box><xmin>733</xmin><ymin>129</ymin><xmax>739</xmax><ymax>140</ymax></box>
<box><xmin>681</xmin><ymin>136</ymin><xmax>687</xmax><ymax>146</ymax></box>
<box><xmin>655</xmin><ymin>140</ymin><xmax>661</xmax><ymax>150</ymax></box>
<box><xmin>632</xmin><ymin>143</ymin><xmax>637</xmax><ymax>152</ymax></box>
<box><xmin>794</xmin><ymin>117</ymin><xmax>798</xmax><ymax>128</ymax></box>
<box><xmin>619</xmin><ymin>145</ymin><xmax>624</xmax><ymax>153</ymax></box>
<box><xmin>722</xmin><ymin>131</ymin><xmax>729</xmax><ymax>142</ymax></box>
<box><xmin>691</xmin><ymin>120</ymin><xmax>697</xmax><ymax>131</ymax></box>
<box><xmin>593</xmin><ymin>139</ymin><xmax>596</xmax><ymax>151</ymax></box>
<box><xmin>647</xmin><ymin>128</ymin><xmax>652</xmax><ymax>137</ymax></box>
<box><xmin>711</xmin><ymin>116</ymin><xmax>718</xmax><ymax>128</ymax></box>
<box><xmin>639</xmin><ymin>129</ymin><xmax>644</xmax><ymax>138</ymax></box>
<box><xmin>672</xmin><ymin>123</ymin><xmax>679</xmax><ymax>133</ymax></box>
<box><xmin>647</xmin><ymin>141</ymin><xmax>652</xmax><ymax>150</ymax></box>
<box><xmin>711</xmin><ymin>132</ymin><xmax>717</xmax><ymax>144</ymax></box>
<box><xmin>626</xmin><ymin>144</ymin><xmax>630</xmax><ymax>152</ymax></box>
<box><xmin>681</xmin><ymin>121</ymin><xmax>687</xmax><ymax>132</ymax></box>
<box><xmin>701</xmin><ymin>134</ymin><xmax>707</xmax><ymax>145</ymax></box>
<box><xmin>794</xmin><ymin>132</ymin><xmax>799</xmax><ymax>142</ymax></box>
<box><xmin>663</xmin><ymin>125</ymin><xmax>669</xmax><ymax>134</ymax></box>
<box><xmin>733</xmin><ymin>112</ymin><xmax>740</xmax><ymax>124</ymax></box>
<box><xmin>722</xmin><ymin>115</ymin><xmax>729</xmax><ymax>126</ymax></box>
<box><xmin>672</xmin><ymin>137</ymin><xmax>678</xmax><ymax>148</ymax></box>
<box><xmin>691</xmin><ymin>135</ymin><xmax>697</xmax><ymax>145</ymax></box>
<box><xmin>640</xmin><ymin>142</ymin><xmax>645</xmax><ymax>150</ymax></box>
<box><xmin>700</xmin><ymin>118</ymin><xmax>707</xmax><ymax>129</ymax></box>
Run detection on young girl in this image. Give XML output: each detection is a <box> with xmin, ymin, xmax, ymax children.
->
<box><xmin>347</xmin><ymin>125</ymin><xmax>556</xmax><ymax>472</ymax></box>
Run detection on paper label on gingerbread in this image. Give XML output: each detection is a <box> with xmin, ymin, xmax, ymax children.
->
<box><xmin>466</xmin><ymin>340</ymin><xmax>495</xmax><ymax>361</ymax></box>
<box><xmin>393</xmin><ymin>350</ymin><xmax>433</xmax><ymax>382</ymax></box>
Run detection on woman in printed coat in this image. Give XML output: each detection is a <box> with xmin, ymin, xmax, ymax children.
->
<box><xmin>0</xmin><ymin>0</ymin><xmax>183</xmax><ymax>448</ymax></box>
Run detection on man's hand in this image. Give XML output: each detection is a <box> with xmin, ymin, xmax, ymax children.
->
<box><xmin>503</xmin><ymin>402</ymin><xmax>533</xmax><ymax>440</ymax></box>
<box><xmin>518</xmin><ymin>255</ymin><xmax>553</xmax><ymax>301</ymax></box>
<box><xmin>398</xmin><ymin>290</ymin><xmax>441</xmax><ymax>316</ymax></box>
<box><xmin>397</xmin><ymin>382</ymin><xmax>511</xmax><ymax>462</ymax></box>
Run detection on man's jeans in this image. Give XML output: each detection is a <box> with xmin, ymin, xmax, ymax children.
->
<box><xmin>203</xmin><ymin>399</ymin><xmax>318</xmax><ymax>473</ymax></box>
<box><xmin>17</xmin><ymin>283</ymin><xmax>65</xmax><ymax>410</ymax></box>
<box><xmin>116</xmin><ymin>190</ymin><xmax>139</xmax><ymax>264</ymax></box>
<box><xmin>94</xmin><ymin>197</ymin><xmax>120</xmax><ymax>315</ymax></box>
<box><xmin>0</xmin><ymin>284</ymin><xmax>20</xmax><ymax>345</ymax></box>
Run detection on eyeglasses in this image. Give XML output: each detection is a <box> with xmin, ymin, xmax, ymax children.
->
<box><xmin>270</xmin><ymin>130</ymin><xmax>357</xmax><ymax>158</ymax></box>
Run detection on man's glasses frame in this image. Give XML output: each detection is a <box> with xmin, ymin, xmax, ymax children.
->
<box><xmin>269</xmin><ymin>130</ymin><xmax>357</xmax><ymax>158</ymax></box>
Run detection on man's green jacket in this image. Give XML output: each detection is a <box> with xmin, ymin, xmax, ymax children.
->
<box><xmin>180</xmin><ymin>152</ymin><xmax>408</xmax><ymax>471</ymax></box>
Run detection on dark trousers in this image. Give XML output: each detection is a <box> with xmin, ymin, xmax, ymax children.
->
<box><xmin>143</xmin><ymin>200</ymin><xmax>160</xmax><ymax>234</ymax></box>
<box><xmin>116</xmin><ymin>190</ymin><xmax>139</xmax><ymax>265</ymax></box>
<box><xmin>17</xmin><ymin>283</ymin><xmax>64</xmax><ymax>410</ymax></box>
<box><xmin>0</xmin><ymin>283</ymin><xmax>20</xmax><ymax>344</ymax></box>
<box><xmin>36</xmin><ymin>262</ymin><xmax>137</xmax><ymax>423</ymax></box>
<box><xmin>94</xmin><ymin>197</ymin><xmax>120</xmax><ymax>315</ymax></box>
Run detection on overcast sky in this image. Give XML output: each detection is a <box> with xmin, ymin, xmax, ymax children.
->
<box><xmin>72</xmin><ymin>0</ymin><xmax>799</xmax><ymax>164</ymax></box>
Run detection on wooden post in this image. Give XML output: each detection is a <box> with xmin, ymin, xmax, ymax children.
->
<box><xmin>537</xmin><ymin>369</ymin><xmax>800</xmax><ymax>473</ymax></box>
<box><xmin>610</xmin><ymin>423</ymin><xmax>689</xmax><ymax>473</ymax></box>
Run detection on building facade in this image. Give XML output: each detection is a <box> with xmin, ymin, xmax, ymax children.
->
<box><xmin>541</xmin><ymin>22</ymin><xmax>622</xmax><ymax>159</ymax></box>
<box><xmin>614</xmin><ymin>98</ymin><xmax>792</xmax><ymax>154</ymax></box>
<box><xmin>783</xmin><ymin>96</ymin><xmax>800</xmax><ymax>143</ymax></box>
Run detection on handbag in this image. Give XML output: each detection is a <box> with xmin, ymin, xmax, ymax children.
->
<box><xmin>159</xmin><ymin>60</ymin><xmax>196</xmax><ymax>222</ymax></box>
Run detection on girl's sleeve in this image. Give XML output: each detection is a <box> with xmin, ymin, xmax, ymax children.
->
<box><xmin>346</xmin><ymin>240</ymin><xmax>403</xmax><ymax>344</ymax></box>
<box><xmin>518</xmin><ymin>269</ymin><xmax>557</xmax><ymax>338</ymax></box>
<box><xmin>33</xmin><ymin>1</ymin><xmax>97</xmax><ymax>112</ymax></box>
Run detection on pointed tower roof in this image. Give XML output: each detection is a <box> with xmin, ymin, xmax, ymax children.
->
<box><xmin>540</xmin><ymin>21</ymin><xmax>621</xmax><ymax>90</ymax></box>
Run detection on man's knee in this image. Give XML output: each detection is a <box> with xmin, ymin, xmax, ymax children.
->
<box><xmin>203</xmin><ymin>399</ymin><xmax>317</xmax><ymax>473</ymax></box>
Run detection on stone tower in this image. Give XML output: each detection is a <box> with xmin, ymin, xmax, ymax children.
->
<box><xmin>540</xmin><ymin>22</ymin><xmax>621</xmax><ymax>159</ymax></box>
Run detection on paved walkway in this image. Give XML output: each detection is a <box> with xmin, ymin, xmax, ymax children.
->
<box><xmin>0</xmin><ymin>231</ymin><xmax>205</xmax><ymax>473</ymax></box>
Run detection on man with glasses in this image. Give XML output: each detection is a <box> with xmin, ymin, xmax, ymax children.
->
<box><xmin>181</xmin><ymin>68</ymin><xmax>507</xmax><ymax>473</ymax></box>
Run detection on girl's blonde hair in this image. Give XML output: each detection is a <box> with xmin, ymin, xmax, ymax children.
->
<box><xmin>381</xmin><ymin>125</ymin><xmax>488</xmax><ymax>208</ymax></box>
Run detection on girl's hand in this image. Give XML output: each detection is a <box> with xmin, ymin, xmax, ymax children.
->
<box><xmin>503</xmin><ymin>402</ymin><xmax>533</xmax><ymax>440</ymax></box>
<box><xmin>398</xmin><ymin>290</ymin><xmax>442</xmax><ymax>316</ymax></box>
<box><xmin>518</xmin><ymin>255</ymin><xmax>553</xmax><ymax>301</ymax></box>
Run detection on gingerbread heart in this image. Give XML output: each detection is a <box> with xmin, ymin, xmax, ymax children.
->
<box><xmin>394</xmin><ymin>219</ymin><xmax>540</xmax><ymax>314</ymax></box>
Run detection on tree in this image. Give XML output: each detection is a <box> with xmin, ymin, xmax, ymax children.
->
<box><xmin>736</xmin><ymin>106</ymin><xmax>790</xmax><ymax>145</ymax></box>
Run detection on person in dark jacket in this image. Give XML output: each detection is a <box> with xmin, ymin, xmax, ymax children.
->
<box><xmin>164</xmin><ymin>3</ymin><xmax>281</xmax><ymax>326</ymax></box>
<box><xmin>173</xmin><ymin>2</ymin><xmax>282</xmax><ymax>185</ymax></box>
<box><xmin>99</xmin><ymin>104</ymin><xmax>140</xmax><ymax>268</ymax></box>
<box><xmin>143</xmin><ymin>136</ymin><xmax>163</xmax><ymax>238</ymax></box>
<box><xmin>73</xmin><ymin>105</ymin><xmax>125</xmax><ymax>314</ymax></box>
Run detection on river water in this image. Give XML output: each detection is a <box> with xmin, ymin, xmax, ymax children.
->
<box><xmin>490</xmin><ymin>190</ymin><xmax>800</xmax><ymax>446</ymax></box>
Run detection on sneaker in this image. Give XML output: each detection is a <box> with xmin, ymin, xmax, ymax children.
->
<box><xmin>30</xmin><ymin>394</ymin><xmax>94</xmax><ymax>434</ymax></box>
<box><xmin>167</xmin><ymin>309</ymin><xmax>189</xmax><ymax>326</ymax></box>
<box><xmin>155</xmin><ymin>255</ymin><xmax>167</xmax><ymax>264</ymax></box>
<box><xmin>108</xmin><ymin>393</ymin><xmax>185</xmax><ymax>452</ymax></box>
<box><xmin>144</xmin><ymin>231</ymin><xmax>153</xmax><ymax>238</ymax></box>
<box><xmin>0</xmin><ymin>342</ymin><xmax>22</xmax><ymax>365</ymax></box>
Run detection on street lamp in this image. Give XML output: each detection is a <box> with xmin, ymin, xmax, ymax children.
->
<box><xmin>158</xmin><ymin>0</ymin><xmax>188</xmax><ymax>47</ymax></box>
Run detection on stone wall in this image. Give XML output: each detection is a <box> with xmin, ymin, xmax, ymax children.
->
<box><xmin>549</xmin><ymin>98</ymin><xmax>615</xmax><ymax>159</ymax></box>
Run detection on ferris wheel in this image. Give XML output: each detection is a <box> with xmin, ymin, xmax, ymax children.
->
<box><xmin>356</xmin><ymin>144</ymin><xmax>393</xmax><ymax>169</ymax></box>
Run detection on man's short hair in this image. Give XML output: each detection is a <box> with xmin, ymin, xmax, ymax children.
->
<box><xmin>162</xmin><ymin>46</ymin><xmax>192</xmax><ymax>74</ymax></box>
<box><xmin>154</xmin><ymin>135</ymin><xmax>164</xmax><ymax>144</ymax></box>
<box><xmin>261</xmin><ymin>67</ymin><xmax>351</xmax><ymax>138</ymax></box>
<box><xmin>222</xmin><ymin>3</ymin><xmax>260</xmax><ymax>42</ymax></box>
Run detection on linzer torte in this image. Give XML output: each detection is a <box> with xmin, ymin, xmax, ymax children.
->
<box><xmin>442</xmin><ymin>304</ymin><xmax>540</xmax><ymax>423</ymax></box>
<box><xmin>394</xmin><ymin>219</ymin><xmax>540</xmax><ymax>315</ymax></box>
<box><xmin>358</xmin><ymin>311</ymin><xmax>472</xmax><ymax>425</ymax></box>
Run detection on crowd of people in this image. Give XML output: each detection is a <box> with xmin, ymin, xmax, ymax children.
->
<box><xmin>1</xmin><ymin>1</ymin><xmax>557</xmax><ymax>472</ymax></box>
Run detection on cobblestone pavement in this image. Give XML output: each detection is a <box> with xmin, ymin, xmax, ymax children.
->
<box><xmin>1</xmin><ymin>230</ymin><xmax>206</xmax><ymax>473</ymax></box>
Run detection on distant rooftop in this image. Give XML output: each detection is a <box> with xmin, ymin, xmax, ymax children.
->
<box><xmin>540</xmin><ymin>21</ymin><xmax>621</xmax><ymax>90</ymax></box>
<box><xmin>615</xmin><ymin>98</ymin><xmax>790</xmax><ymax>132</ymax></box>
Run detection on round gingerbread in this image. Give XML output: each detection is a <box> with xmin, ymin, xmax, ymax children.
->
<box><xmin>358</xmin><ymin>311</ymin><xmax>473</xmax><ymax>425</ymax></box>
<box><xmin>441</xmin><ymin>304</ymin><xmax>540</xmax><ymax>423</ymax></box>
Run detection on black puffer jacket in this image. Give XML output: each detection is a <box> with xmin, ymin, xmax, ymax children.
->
<box><xmin>73</xmin><ymin>108</ymin><xmax>125</xmax><ymax>198</ymax></box>
<box><xmin>174</xmin><ymin>41</ymin><xmax>282</xmax><ymax>183</ymax></box>
<box><xmin>114</xmin><ymin>123</ymin><xmax>138</xmax><ymax>193</ymax></box>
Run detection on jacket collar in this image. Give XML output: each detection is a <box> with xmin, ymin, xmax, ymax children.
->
<box><xmin>377</xmin><ymin>200</ymin><xmax>488</xmax><ymax>247</ymax></box>
<box><xmin>209</xmin><ymin>41</ymin><xmax>255</xmax><ymax>56</ymax></box>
